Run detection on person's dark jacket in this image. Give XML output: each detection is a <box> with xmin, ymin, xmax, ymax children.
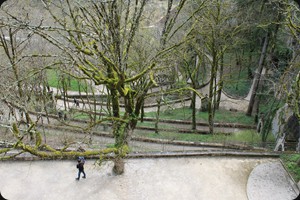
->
<box><xmin>77</xmin><ymin>162</ymin><xmax>84</xmax><ymax>171</ymax></box>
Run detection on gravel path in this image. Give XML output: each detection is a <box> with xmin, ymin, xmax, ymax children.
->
<box><xmin>53</xmin><ymin>81</ymin><xmax>251</xmax><ymax>113</ymax></box>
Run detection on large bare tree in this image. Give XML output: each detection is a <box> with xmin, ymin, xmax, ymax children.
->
<box><xmin>0</xmin><ymin>0</ymin><xmax>196</xmax><ymax>174</ymax></box>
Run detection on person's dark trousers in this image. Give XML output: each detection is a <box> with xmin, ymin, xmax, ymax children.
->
<box><xmin>77</xmin><ymin>170</ymin><xmax>86</xmax><ymax>180</ymax></box>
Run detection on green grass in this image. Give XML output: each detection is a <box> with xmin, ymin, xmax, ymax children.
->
<box><xmin>137</xmin><ymin>121</ymin><xmax>174</xmax><ymax>129</ymax></box>
<box><xmin>135</xmin><ymin>131</ymin><xmax>215</xmax><ymax>142</ymax></box>
<box><xmin>134</xmin><ymin>129</ymin><xmax>275</xmax><ymax>145</ymax></box>
<box><xmin>72</xmin><ymin>112</ymin><xmax>91</xmax><ymax>120</ymax></box>
<box><xmin>144</xmin><ymin>107</ymin><xmax>255</xmax><ymax>125</ymax></box>
<box><xmin>280</xmin><ymin>154</ymin><xmax>300</xmax><ymax>182</ymax></box>
<box><xmin>47</xmin><ymin>69</ymin><xmax>90</xmax><ymax>92</ymax></box>
<box><xmin>47</xmin><ymin>69</ymin><xmax>59</xmax><ymax>88</ymax></box>
<box><xmin>137</xmin><ymin>107</ymin><xmax>275</xmax><ymax>147</ymax></box>
<box><xmin>223</xmin><ymin>69</ymin><xmax>252</xmax><ymax>97</ymax></box>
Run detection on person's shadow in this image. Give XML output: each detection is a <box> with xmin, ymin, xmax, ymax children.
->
<box><xmin>0</xmin><ymin>0</ymin><xmax>7</xmax><ymax>7</ymax></box>
<box><xmin>0</xmin><ymin>192</ymin><xmax>7</xmax><ymax>200</ymax></box>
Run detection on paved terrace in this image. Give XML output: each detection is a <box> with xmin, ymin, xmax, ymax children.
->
<box><xmin>0</xmin><ymin>157</ymin><xmax>299</xmax><ymax>200</ymax></box>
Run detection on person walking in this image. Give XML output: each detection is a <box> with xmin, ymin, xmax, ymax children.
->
<box><xmin>76</xmin><ymin>157</ymin><xmax>86</xmax><ymax>180</ymax></box>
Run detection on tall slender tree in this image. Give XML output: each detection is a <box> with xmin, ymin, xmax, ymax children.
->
<box><xmin>189</xmin><ymin>0</ymin><xmax>238</xmax><ymax>133</ymax></box>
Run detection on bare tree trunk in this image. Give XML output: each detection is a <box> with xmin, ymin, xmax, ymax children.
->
<box><xmin>216</xmin><ymin>53</ymin><xmax>224</xmax><ymax>109</ymax></box>
<box><xmin>191</xmin><ymin>54</ymin><xmax>200</xmax><ymax>130</ymax></box>
<box><xmin>191</xmin><ymin>90</ymin><xmax>197</xmax><ymax>130</ymax></box>
<box><xmin>113</xmin><ymin>157</ymin><xmax>125</xmax><ymax>175</ymax></box>
<box><xmin>248</xmin><ymin>49</ymin><xmax>254</xmax><ymax>79</ymax></box>
<box><xmin>236</xmin><ymin>50</ymin><xmax>243</xmax><ymax>90</ymax></box>
<box><xmin>246</xmin><ymin>33</ymin><xmax>270</xmax><ymax>116</ymax></box>
<box><xmin>208</xmin><ymin>65</ymin><xmax>216</xmax><ymax>134</ymax></box>
<box><xmin>140</xmin><ymin>100</ymin><xmax>145</xmax><ymax>123</ymax></box>
<box><xmin>208</xmin><ymin>38</ymin><xmax>219</xmax><ymax>134</ymax></box>
<box><xmin>155</xmin><ymin>97</ymin><xmax>161</xmax><ymax>134</ymax></box>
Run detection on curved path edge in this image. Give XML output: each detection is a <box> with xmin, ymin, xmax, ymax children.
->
<box><xmin>247</xmin><ymin>161</ymin><xmax>300</xmax><ymax>200</ymax></box>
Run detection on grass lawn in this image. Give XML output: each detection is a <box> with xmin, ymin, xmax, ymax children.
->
<box><xmin>280</xmin><ymin>154</ymin><xmax>300</xmax><ymax>183</ymax></box>
<box><xmin>223</xmin><ymin>67</ymin><xmax>252</xmax><ymax>97</ymax></box>
<box><xmin>134</xmin><ymin>129</ymin><xmax>275</xmax><ymax>146</ymax></box>
<box><xmin>47</xmin><ymin>69</ymin><xmax>91</xmax><ymax>92</ymax></box>
<box><xmin>144</xmin><ymin>107</ymin><xmax>255</xmax><ymax>125</ymax></box>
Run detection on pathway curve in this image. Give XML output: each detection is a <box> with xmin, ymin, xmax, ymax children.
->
<box><xmin>247</xmin><ymin>161</ymin><xmax>300</xmax><ymax>200</ymax></box>
<box><xmin>52</xmin><ymin>79</ymin><xmax>252</xmax><ymax>113</ymax></box>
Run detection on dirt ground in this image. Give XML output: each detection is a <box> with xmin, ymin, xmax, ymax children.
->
<box><xmin>0</xmin><ymin>157</ymin><xmax>299</xmax><ymax>200</ymax></box>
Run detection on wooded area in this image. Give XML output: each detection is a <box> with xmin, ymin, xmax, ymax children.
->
<box><xmin>0</xmin><ymin>0</ymin><xmax>299</xmax><ymax>174</ymax></box>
